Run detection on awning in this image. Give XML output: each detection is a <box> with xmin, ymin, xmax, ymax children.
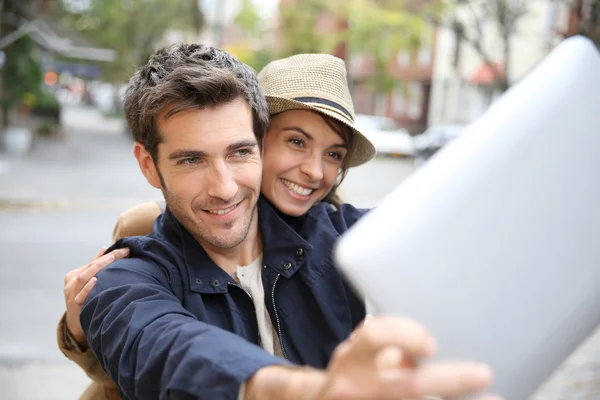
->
<box><xmin>469</xmin><ymin>62</ymin><xmax>505</xmax><ymax>85</ymax></box>
<box><xmin>0</xmin><ymin>17</ymin><xmax>116</xmax><ymax>62</ymax></box>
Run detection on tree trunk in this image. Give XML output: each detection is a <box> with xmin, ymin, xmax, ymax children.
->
<box><xmin>0</xmin><ymin>0</ymin><xmax>7</xmax><ymax>140</ymax></box>
<box><xmin>498</xmin><ymin>33</ymin><xmax>511</xmax><ymax>93</ymax></box>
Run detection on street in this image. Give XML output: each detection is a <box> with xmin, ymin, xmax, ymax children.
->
<box><xmin>0</xmin><ymin>105</ymin><xmax>598</xmax><ymax>399</ymax></box>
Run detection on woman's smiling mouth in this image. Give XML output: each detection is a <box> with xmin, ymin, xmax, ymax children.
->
<box><xmin>281</xmin><ymin>178</ymin><xmax>315</xmax><ymax>197</ymax></box>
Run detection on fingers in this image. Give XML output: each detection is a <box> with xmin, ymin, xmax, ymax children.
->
<box><xmin>72</xmin><ymin>248</ymin><xmax>129</xmax><ymax>305</ymax></box>
<box><xmin>386</xmin><ymin>362</ymin><xmax>494</xmax><ymax>399</ymax></box>
<box><xmin>74</xmin><ymin>277</ymin><xmax>97</xmax><ymax>305</ymax></box>
<box><xmin>93</xmin><ymin>246</ymin><xmax>108</xmax><ymax>260</ymax></box>
<box><xmin>73</xmin><ymin>248</ymin><xmax>129</xmax><ymax>292</ymax></box>
<box><xmin>63</xmin><ymin>246</ymin><xmax>109</xmax><ymax>285</ymax></box>
<box><xmin>351</xmin><ymin>316</ymin><xmax>436</xmax><ymax>361</ymax></box>
<box><xmin>85</xmin><ymin>248</ymin><xmax>129</xmax><ymax>278</ymax></box>
<box><xmin>374</xmin><ymin>346</ymin><xmax>417</xmax><ymax>370</ymax></box>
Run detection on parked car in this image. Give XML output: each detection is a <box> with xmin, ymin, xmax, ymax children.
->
<box><xmin>413</xmin><ymin>124</ymin><xmax>466</xmax><ymax>167</ymax></box>
<box><xmin>354</xmin><ymin>114</ymin><xmax>415</xmax><ymax>157</ymax></box>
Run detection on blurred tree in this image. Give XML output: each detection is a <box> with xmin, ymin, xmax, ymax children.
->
<box><xmin>226</xmin><ymin>0</ymin><xmax>276</xmax><ymax>72</ymax></box>
<box><xmin>0</xmin><ymin>36</ymin><xmax>44</xmax><ymax>126</ymax></box>
<box><xmin>277</xmin><ymin>0</ymin><xmax>433</xmax><ymax>97</ymax></box>
<box><xmin>427</xmin><ymin>0</ymin><xmax>552</xmax><ymax>92</ymax></box>
<box><xmin>234</xmin><ymin>0</ymin><xmax>262</xmax><ymax>38</ymax></box>
<box><xmin>278</xmin><ymin>0</ymin><xmax>332</xmax><ymax>55</ymax></box>
<box><xmin>342</xmin><ymin>0</ymin><xmax>433</xmax><ymax>95</ymax></box>
<box><xmin>54</xmin><ymin>0</ymin><xmax>204</xmax><ymax>83</ymax></box>
<box><xmin>0</xmin><ymin>0</ymin><xmax>43</xmax><ymax>129</ymax></box>
<box><xmin>571</xmin><ymin>0</ymin><xmax>600</xmax><ymax>46</ymax></box>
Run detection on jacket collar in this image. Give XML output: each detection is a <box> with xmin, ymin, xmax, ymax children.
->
<box><xmin>158</xmin><ymin>196</ymin><xmax>313</xmax><ymax>294</ymax></box>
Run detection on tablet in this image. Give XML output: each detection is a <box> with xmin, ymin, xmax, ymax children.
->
<box><xmin>335</xmin><ymin>36</ymin><xmax>600</xmax><ymax>399</ymax></box>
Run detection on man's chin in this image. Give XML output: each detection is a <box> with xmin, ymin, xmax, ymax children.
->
<box><xmin>201</xmin><ymin>228</ymin><xmax>248</xmax><ymax>249</ymax></box>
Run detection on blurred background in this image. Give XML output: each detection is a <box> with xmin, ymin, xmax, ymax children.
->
<box><xmin>0</xmin><ymin>0</ymin><xmax>599</xmax><ymax>399</ymax></box>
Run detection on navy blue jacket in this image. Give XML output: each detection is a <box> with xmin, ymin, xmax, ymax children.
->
<box><xmin>81</xmin><ymin>196</ymin><xmax>368</xmax><ymax>399</ymax></box>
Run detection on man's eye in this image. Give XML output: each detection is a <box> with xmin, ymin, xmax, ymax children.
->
<box><xmin>179</xmin><ymin>157</ymin><xmax>199</xmax><ymax>165</ymax></box>
<box><xmin>233</xmin><ymin>148</ymin><xmax>251</xmax><ymax>157</ymax></box>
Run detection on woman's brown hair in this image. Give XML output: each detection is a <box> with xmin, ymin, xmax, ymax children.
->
<box><xmin>318</xmin><ymin>114</ymin><xmax>355</xmax><ymax>209</ymax></box>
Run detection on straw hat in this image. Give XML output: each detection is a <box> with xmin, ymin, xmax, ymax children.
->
<box><xmin>257</xmin><ymin>53</ymin><xmax>376</xmax><ymax>168</ymax></box>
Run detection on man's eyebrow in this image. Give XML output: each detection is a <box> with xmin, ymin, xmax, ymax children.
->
<box><xmin>282</xmin><ymin>127</ymin><xmax>347</xmax><ymax>149</ymax></box>
<box><xmin>226</xmin><ymin>140</ymin><xmax>258</xmax><ymax>153</ymax></box>
<box><xmin>168</xmin><ymin>149</ymin><xmax>208</xmax><ymax>160</ymax></box>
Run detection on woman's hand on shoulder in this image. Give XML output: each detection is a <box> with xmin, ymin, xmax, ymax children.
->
<box><xmin>63</xmin><ymin>247</ymin><xmax>130</xmax><ymax>347</ymax></box>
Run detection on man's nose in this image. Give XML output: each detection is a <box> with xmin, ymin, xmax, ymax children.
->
<box><xmin>299</xmin><ymin>152</ymin><xmax>324</xmax><ymax>182</ymax></box>
<box><xmin>206</xmin><ymin>162</ymin><xmax>238</xmax><ymax>201</ymax></box>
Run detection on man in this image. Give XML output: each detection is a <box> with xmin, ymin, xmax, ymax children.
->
<box><xmin>81</xmin><ymin>43</ymin><xmax>496</xmax><ymax>400</ymax></box>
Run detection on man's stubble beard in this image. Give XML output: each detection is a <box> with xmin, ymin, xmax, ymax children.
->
<box><xmin>162</xmin><ymin>185</ymin><xmax>259</xmax><ymax>250</ymax></box>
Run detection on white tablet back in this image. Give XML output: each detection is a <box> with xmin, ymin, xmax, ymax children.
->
<box><xmin>335</xmin><ymin>36</ymin><xmax>600</xmax><ymax>399</ymax></box>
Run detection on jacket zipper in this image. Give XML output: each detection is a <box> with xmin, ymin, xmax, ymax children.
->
<box><xmin>271</xmin><ymin>273</ymin><xmax>288</xmax><ymax>359</ymax></box>
<box><xmin>227</xmin><ymin>282</ymin><xmax>262</xmax><ymax>348</ymax></box>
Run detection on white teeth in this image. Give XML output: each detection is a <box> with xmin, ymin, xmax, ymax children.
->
<box><xmin>281</xmin><ymin>179</ymin><xmax>314</xmax><ymax>197</ymax></box>
<box><xmin>207</xmin><ymin>205</ymin><xmax>236</xmax><ymax>215</ymax></box>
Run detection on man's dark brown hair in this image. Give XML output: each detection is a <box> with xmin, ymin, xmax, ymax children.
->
<box><xmin>123</xmin><ymin>43</ymin><xmax>269</xmax><ymax>162</ymax></box>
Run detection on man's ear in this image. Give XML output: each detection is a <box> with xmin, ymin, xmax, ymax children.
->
<box><xmin>133</xmin><ymin>142</ymin><xmax>162</xmax><ymax>189</ymax></box>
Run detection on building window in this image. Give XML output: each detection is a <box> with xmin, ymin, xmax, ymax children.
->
<box><xmin>407</xmin><ymin>82</ymin><xmax>422</xmax><ymax>119</ymax></box>
<box><xmin>396</xmin><ymin>51</ymin><xmax>410</xmax><ymax>67</ymax></box>
<box><xmin>374</xmin><ymin>93</ymin><xmax>388</xmax><ymax>116</ymax></box>
<box><xmin>392</xmin><ymin>84</ymin><xmax>406</xmax><ymax>116</ymax></box>
<box><xmin>418</xmin><ymin>46</ymin><xmax>432</xmax><ymax>67</ymax></box>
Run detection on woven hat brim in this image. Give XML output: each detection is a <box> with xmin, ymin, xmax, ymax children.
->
<box><xmin>266</xmin><ymin>96</ymin><xmax>376</xmax><ymax>168</ymax></box>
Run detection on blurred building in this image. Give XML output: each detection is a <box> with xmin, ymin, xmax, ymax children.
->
<box><xmin>427</xmin><ymin>1</ymin><xmax>581</xmax><ymax>127</ymax></box>
<box><xmin>562</xmin><ymin>0</ymin><xmax>600</xmax><ymax>40</ymax></box>
<box><xmin>0</xmin><ymin>0</ymin><xmax>116</xmax><ymax>62</ymax></box>
<box><xmin>277</xmin><ymin>0</ymin><xmax>437</xmax><ymax>134</ymax></box>
<box><xmin>349</xmin><ymin>28</ymin><xmax>438</xmax><ymax>134</ymax></box>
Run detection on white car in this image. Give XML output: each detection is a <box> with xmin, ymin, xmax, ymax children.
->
<box><xmin>354</xmin><ymin>114</ymin><xmax>415</xmax><ymax>157</ymax></box>
<box><xmin>413</xmin><ymin>124</ymin><xmax>466</xmax><ymax>167</ymax></box>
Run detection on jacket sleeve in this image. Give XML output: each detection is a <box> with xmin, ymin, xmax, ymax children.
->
<box><xmin>327</xmin><ymin>203</ymin><xmax>372</xmax><ymax>324</ymax></box>
<box><xmin>336</xmin><ymin>203</ymin><xmax>371</xmax><ymax>229</ymax></box>
<box><xmin>81</xmin><ymin>258</ymin><xmax>290</xmax><ymax>400</ymax></box>
<box><xmin>57</xmin><ymin>312</ymin><xmax>118</xmax><ymax>389</ymax></box>
<box><xmin>111</xmin><ymin>201</ymin><xmax>163</xmax><ymax>243</ymax></box>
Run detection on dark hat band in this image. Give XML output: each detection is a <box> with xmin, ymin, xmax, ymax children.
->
<box><xmin>292</xmin><ymin>96</ymin><xmax>353</xmax><ymax>120</ymax></box>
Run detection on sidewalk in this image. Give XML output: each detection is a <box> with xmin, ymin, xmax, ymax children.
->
<box><xmin>0</xmin><ymin>105</ymin><xmax>159</xmax><ymax>400</ymax></box>
<box><xmin>0</xmin><ymin>105</ymin><xmax>161</xmax><ymax>206</ymax></box>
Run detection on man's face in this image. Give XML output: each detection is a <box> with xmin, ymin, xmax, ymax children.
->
<box><xmin>138</xmin><ymin>98</ymin><xmax>262</xmax><ymax>250</ymax></box>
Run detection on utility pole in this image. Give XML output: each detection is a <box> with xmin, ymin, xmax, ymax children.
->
<box><xmin>212</xmin><ymin>0</ymin><xmax>227</xmax><ymax>47</ymax></box>
<box><xmin>0</xmin><ymin>0</ymin><xmax>7</xmax><ymax>141</ymax></box>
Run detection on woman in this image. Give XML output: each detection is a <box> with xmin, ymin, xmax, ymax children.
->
<box><xmin>59</xmin><ymin>53</ymin><xmax>376</xmax><ymax>400</ymax></box>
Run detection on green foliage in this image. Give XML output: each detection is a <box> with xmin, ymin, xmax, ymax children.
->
<box><xmin>32</xmin><ymin>90</ymin><xmax>61</xmax><ymax>122</ymax></box>
<box><xmin>37</xmin><ymin>119</ymin><xmax>58</xmax><ymax>137</ymax></box>
<box><xmin>1</xmin><ymin>35</ymin><xmax>44</xmax><ymax>113</ymax></box>
<box><xmin>278</xmin><ymin>0</ymin><xmax>334</xmax><ymax>56</ymax></box>
<box><xmin>343</xmin><ymin>0</ymin><xmax>433</xmax><ymax>94</ymax></box>
<box><xmin>276</xmin><ymin>0</ymin><xmax>435</xmax><ymax>94</ymax></box>
<box><xmin>55</xmin><ymin>0</ymin><xmax>203</xmax><ymax>83</ymax></box>
<box><xmin>227</xmin><ymin>0</ymin><xmax>277</xmax><ymax>72</ymax></box>
<box><xmin>234</xmin><ymin>0</ymin><xmax>263</xmax><ymax>38</ymax></box>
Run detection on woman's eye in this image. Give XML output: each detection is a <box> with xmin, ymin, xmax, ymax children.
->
<box><xmin>328</xmin><ymin>151</ymin><xmax>344</xmax><ymax>161</ymax></box>
<box><xmin>288</xmin><ymin>138</ymin><xmax>305</xmax><ymax>148</ymax></box>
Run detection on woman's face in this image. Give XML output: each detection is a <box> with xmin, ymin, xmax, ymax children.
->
<box><xmin>261</xmin><ymin>110</ymin><xmax>348</xmax><ymax>217</ymax></box>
